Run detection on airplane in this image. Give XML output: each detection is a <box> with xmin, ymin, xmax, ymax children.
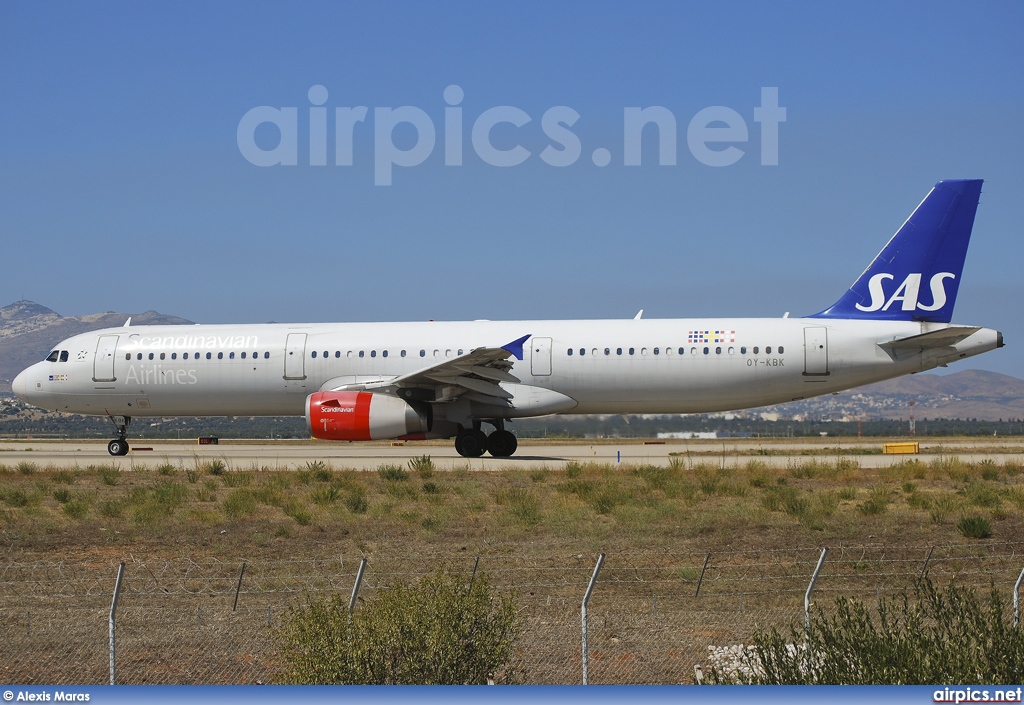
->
<box><xmin>11</xmin><ymin>179</ymin><xmax>1003</xmax><ymax>458</ymax></box>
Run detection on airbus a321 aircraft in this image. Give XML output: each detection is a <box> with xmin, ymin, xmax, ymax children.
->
<box><xmin>12</xmin><ymin>180</ymin><xmax>1003</xmax><ymax>458</ymax></box>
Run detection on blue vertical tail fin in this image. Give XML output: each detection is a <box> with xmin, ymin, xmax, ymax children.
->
<box><xmin>810</xmin><ymin>179</ymin><xmax>983</xmax><ymax>323</ymax></box>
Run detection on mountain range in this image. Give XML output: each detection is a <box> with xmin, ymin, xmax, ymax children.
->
<box><xmin>0</xmin><ymin>301</ymin><xmax>191</xmax><ymax>391</ymax></box>
<box><xmin>0</xmin><ymin>301</ymin><xmax>1020</xmax><ymax>421</ymax></box>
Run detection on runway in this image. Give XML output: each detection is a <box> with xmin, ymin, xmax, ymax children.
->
<box><xmin>0</xmin><ymin>437</ymin><xmax>1020</xmax><ymax>471</ymax></box>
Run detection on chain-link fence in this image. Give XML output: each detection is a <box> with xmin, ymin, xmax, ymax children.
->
<box><xmin>2</xmin><ymin>542</ymin><xmax>1023</xmax><ymax>684</ymax></box>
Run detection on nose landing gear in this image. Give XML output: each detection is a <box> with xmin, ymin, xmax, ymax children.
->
<box><xmin>106</xmin><ymin>415</ymin><xmax>131</xmax><ymax>456</ymax></box>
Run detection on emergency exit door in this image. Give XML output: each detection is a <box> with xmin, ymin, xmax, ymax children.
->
<box><xmin>803</xmin><ymin>327</ymin><xmax>829</xmax><ymax>376</ymax></box>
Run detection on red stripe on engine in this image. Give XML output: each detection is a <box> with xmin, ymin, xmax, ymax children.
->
<box><xmin>354</xmin><ymin>391</ymin><xmax>372</xmax><ymax>440</ymax></box>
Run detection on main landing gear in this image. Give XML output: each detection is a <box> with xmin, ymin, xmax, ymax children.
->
<box><xmin>106</xmin><ymin>415</ymin><xmax>131</xmax><ymax>456</ymax></box>
<box><xmin>454</xmin><ymin>421</ymin><xmax>518</xmax><ymax>459</ymax></box>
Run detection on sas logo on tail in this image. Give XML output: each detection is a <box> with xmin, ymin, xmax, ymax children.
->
<box><xmin>856</xmin><ymin>272</ymin><xmax>955</xmax><ymax>313</ymax></box>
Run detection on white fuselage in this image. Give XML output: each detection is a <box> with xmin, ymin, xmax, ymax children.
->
<box><xmin>12</xmin><ymin>317</ymin><xmax>1001</xmax><ymax>421</ymax></box>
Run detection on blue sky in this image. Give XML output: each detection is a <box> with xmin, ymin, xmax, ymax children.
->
<box><xmin>1</xmin><ymin>2</ymin><xmax>1021</xmax><ymax>375</ymax></box>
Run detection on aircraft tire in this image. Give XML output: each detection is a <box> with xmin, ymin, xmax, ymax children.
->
<box><xmin>455</xmin><ymin>429</ymin><xmax>487</xmax><ymax>458</ymax></box>
<box><xmin>487</xmin><ymin>430</ymin><xmax>518</xmax><ymax>458</ymax></box>
<box><xmin>108</xmin><ymin>439</ymin><xmax>129</xmax><ymax>456</ymax></box>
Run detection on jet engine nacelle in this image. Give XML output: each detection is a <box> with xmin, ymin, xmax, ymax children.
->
<box><xmin>305</xmin><ymin>391</ymin><xmax>427</xmax><ymax>441</ymax></box>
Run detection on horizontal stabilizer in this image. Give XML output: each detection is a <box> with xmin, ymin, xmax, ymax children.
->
<box><xmin>878</xmin><ymin>326</ymin><xmax>981</xmax><ymax>352</ymax></box>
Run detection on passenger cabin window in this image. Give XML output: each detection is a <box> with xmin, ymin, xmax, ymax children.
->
<box><xmin>218</xmin><ymin>352</ymin><xmax>224</xmax><ymax>359</ymax></box>
<box><xmin>778</xmin><ymin>346</ymin><xmax>784</xmax><ymax>354</ymax></box>
<box><xmin>229</xmin><ymin>352</ymin><xmax>235</xmax><ymax>359</ymax></box>
<box><xmin>264</xmin><ymin>352</ymin><xmax>270</xmax><ymax>359</ymax></box>
<box><xmin>766</xmin><ymin>346</ymin><xmax>772</xmax><ymax>355</ymax></box>
<box><xmin>311</xmin><ymin>351</ymin><xmax>317</xmax><ymax>358</ymax></box>
<box><xmin>207</xmin><ymin>352</ymin><xmax>212</xmax><ymax>360</ymax></box>
<box><xmin>678</xmin><ymin>347</ymin><xmax>685</xmax><ymax>355</ymax></box>
<box><xmin>567</xmin><ymin>348</ymin><xmax>573</xmax><ymax>356</ymax></box>
<box><xmin>617</xmin><ymin>348</ymin><xmax>622</xmax><ymax>355</ymax></box>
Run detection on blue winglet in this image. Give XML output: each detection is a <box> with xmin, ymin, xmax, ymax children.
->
<box><xmin>502</xmin><ymin>334</ymin><xmax>531</xmax><ymax>361</ymax></box>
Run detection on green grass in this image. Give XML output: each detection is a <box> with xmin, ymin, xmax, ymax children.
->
<box><xmin>94</xmin><ymin>465</ymin><xmax>121</xmax><ymax>486</ymax></box>
<box><xmin>378</xmin><ymin>464</ymin><xmax>410</xmax><ymax>482</ymax></box>
<box><xmin>957</xmin><ymin>515</ymin><xmax>993</xmax><ymax>539</ymax></box>
<box><xmin>0</xmin><ymin>454</ymin><xmax>1020</xmax><ymax>565</ymax></box>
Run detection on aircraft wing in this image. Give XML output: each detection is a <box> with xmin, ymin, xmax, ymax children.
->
<box><xmin>878</xmin><ymin>326</ymin><xmax>982</xmax><ymax>352</ymax></box>
<box><xmin>322</xmin><ymin>334</ymin><xmax>531</xmax><ymax>406</ymax></box>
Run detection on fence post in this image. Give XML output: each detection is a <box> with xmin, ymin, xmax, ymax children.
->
<box><xmin>349</xmin><ymin>557</ymin><xmax>367</xmax><ymax>611</ymax></box>
<box><xmin>232</xmin><ymin>561</ymin><xmax>246</xmax><ymax>612</ymax></box>
<box><xmin>582</xmin><ymin>552</ymin><xmax>605</xmax><ymax>685</ymax></box>
<box><xmin>109</xmin><ymin>561</ymin><xmax>125</xmax><ymax>685</ymax></box>
<box><xmin>805</xmin><ymin>548</ymin><xmax>828</xmax><ymax>632</ymax></box>
<box><xmin>695</xmin><ymin>553</ymin><xmax>711</xmax><ymax>597</ymax></box>
<box><xmin>1014</xmin><ymin>566</ymin><xmax>1024</xmax><ymax>628</ymax></box>
<box><xmin>468</xmin><ymin>556</ymin><xmax>480</xmax><ymax>594</ymax></box>
<box><xmin>917</xmin><ymin>546</ymin><xmax>935</xmax><ymax>588</ymax></box>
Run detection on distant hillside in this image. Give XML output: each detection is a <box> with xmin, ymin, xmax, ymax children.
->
<box><xmin>761</xmin><ymin>369</ymin><xmax>1024</xmax><ymax>422</ymax></box>
<box><xmin>0</xmin><ymin>301</ymin><xmax>192</xmax><ymax>392</ymax></box>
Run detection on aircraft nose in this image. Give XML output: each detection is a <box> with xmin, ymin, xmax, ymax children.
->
<box><xmin>11</xmin><ymin>368</ymin><xmax>31</xmax><ymax>401</ymax></box>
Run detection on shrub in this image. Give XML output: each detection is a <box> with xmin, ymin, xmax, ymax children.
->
<box><xmin>310</xmin><ymin>486</ymin><xmax>341</xmax><ymax>506</ymax></box>
<box><xmin>495</xmin><ymin>487</ymin><xmax>540</xmax><ymax>526</ymax></box>
<box><xmin>277</xmin><ymin>567</ymin><xmax>519</xmax><ymax>684</ymax></box>
<box><xmin>305</xmin><ymin>460</ymin><xmax>333</xmax><ymax>482</ymax></box>
<box><xmin>52</xmin><ymin>488</ymin><xmax>71</xmax><ymax>504</ymax></box>
<box><xmin>713</xmin><ymin>580</ymin><xmax>1024</xmax><ymax>684</ymax></box>
<box><xmin>378</xmin><ymin>464</ymin><xmax>409</xmax><ymax>482</ymax></box>
<box><xmin>222</xmin><ymin>472</ymin><xmax>252</xmax><ymax>488</ymax></box>
<box><xmin>95</xmin><ymin>466</ymin><xmax>120</xmax><ymax>485</ymax></box>
<box><xmin>204</xmin><ymin>460</ymin><xmax>226</xmax><ymax>476</ymax></box>
<box><xmin>223</xmin><ymin>489</ymin><xmax>258</xmax><ymax>518</ymax></box>
<box><xmin>62</xmin><ymin>500</ymin><xmax>89</xmax><ymax>519</ymax></box>
<box><xmin>157</xmin><ymin>464</ymin><xmax>177</xmax><ymax>476</ymax></box>
<box><xmin>52</xmin><ymin>470</ymin><xmax>76</xmax><ymax>485</ymax></box>
<box><xmin>344</xmin><ymin>488</ymin><xmax>368</xmax><ymax>514</ymax></box>
<box><xmin>857</xmin><ymin>485</ymin><xmax>892</xmax><ymax>516</ymax></box>
<box><xmin>408</xmin><ymin>455</ymin><xmax>434</xmax><ymax>478</ymax></box>
<box><xmin>17</xmin><ymin>462</ymin><xmax>37</xmax><ymax>475</ymax></box>
<box><xmin>957</xmin><ymin>515</ymin><xmax>992</xmax><ymax>539</ymax></box>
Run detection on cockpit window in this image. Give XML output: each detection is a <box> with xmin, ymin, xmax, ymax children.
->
<box><xmin>46</xmin><ymin>350</ymin><xmax>60</xmax><ymax>362</ymax></box>
<box><xmin>59</xmin><ymin>351</ymin><xmax>69</xmax><ymax>362</ymax></box>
